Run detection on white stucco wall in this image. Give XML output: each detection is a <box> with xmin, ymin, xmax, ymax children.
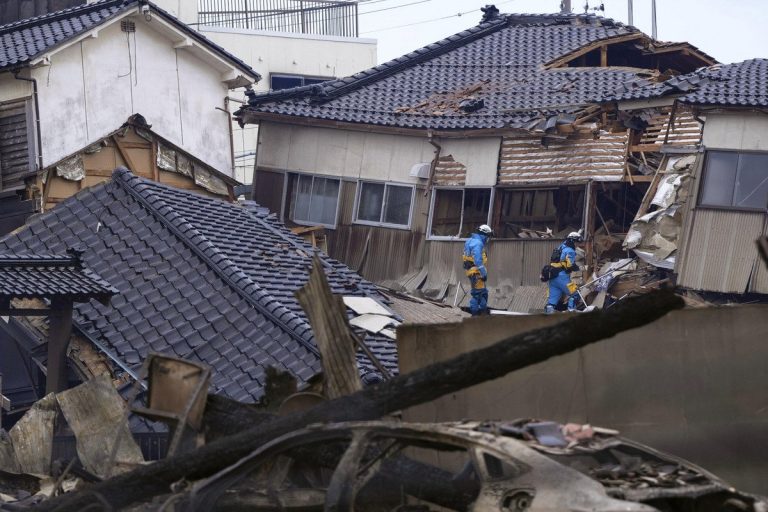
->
<box><xmin>702</xmin><ymin>112</ymin><xmax>768</xmax><ymax>151</ymax></box>
<box><xmin>439</xmin><ymin>138</ymin><xmax>502</xmax><ymax>186</ymax></box>
<box><xmin>258</xmin><ymin>122</ymin><xmax>437</xmax><ymax>185</ymax></box>
<box><xmin>0</xmin><ymin>74</ymin><xmax>32</xmax><ymax>103</ymax></box>
<box><xmin>31</xmin><ymin>15</ymin><xmax>235</xmax><ymax>174</ymax></box>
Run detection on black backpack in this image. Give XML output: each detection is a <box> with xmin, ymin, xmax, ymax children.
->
<box><xmin>550</xmin><ymin>245</ymin><xmax>562</xmax><ymax>263</ymax></box>
<box><xmin>540</xmin><ymin>263</ymin><xmax>561</xmax><ymax>282</ymax></box>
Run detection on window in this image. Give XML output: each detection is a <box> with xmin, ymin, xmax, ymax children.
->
<box><xmin>354</xmin><ymin>181</ymin><xmax>414</xmax><ymax>228</ymax></box>
<box><xmin>0</xmin><ymin>100</ymin><xmax>34</xmax><ymax>192</ymax></box>
<box><xmin>699</xmin><ymin>150</ymin><xmax>768</xmax><ymax>210</ymax></box>
<box><xmin>270</xmin><ymin>74</ymin><xmax>333</xmax><ymax>91</ymax></box>
<box><xmin>287</xmin><ymin>173</ymin><xmax>341</xmax><ymax>227</ymax></box>
<box><xmin>429</xmin><ymin>188</ymin><xmax>492</xmax><ymax>238</ymax></box>
<box><xmin>495</xmin><ymin>186</ymin><xmax>585</xmax><ymax>238</ymax></box>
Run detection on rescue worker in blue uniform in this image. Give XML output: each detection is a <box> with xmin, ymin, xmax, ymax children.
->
<box><xmin>545</xmin><ymin>231</ymin><xmax>583</xmax><ymax>314</ymax></box>
<box><xmin>462</xmin><ymin>224</ymin><xmax>492</xmax><ymax>316</ymax></box>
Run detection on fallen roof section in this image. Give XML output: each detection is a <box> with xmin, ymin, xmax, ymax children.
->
<box><xmin>0</xmin><ymin>168</ymin><xmax>397</xmax><ymax>402</ymax></box>
<box><xmin>607</xmin><ymin>59</ymin><xmax>768</xmax><ymax>108</ymax></box>
<box><xmin>237</xmin><ymin>11</ymin><xmax>712</xmax><ymax>132</ymax></box>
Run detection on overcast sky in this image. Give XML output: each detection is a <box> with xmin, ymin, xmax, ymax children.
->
<box><xmin>358</xmin><ymin>0</ymin><xmax>768</xmax><ymax>65</ymax></box>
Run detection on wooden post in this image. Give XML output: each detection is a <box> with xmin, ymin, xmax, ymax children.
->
<box><xmin>600</xmin><ymin>45</ymin><xmax>608</xmax><ymax>67</ymax></box>
<box><xmin>46</xmin><ymin>298</ymin><xmax>73</xmax><ymax>394</ymax></box>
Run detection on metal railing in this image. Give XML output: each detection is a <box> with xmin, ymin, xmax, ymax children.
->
<box><xmin>198</xmin><ymin>0</ymin><xmax>359</xmax><ymax>37</ymax></box>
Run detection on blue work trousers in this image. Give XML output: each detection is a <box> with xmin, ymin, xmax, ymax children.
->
<box><xmin>469</xmin><ymin>276</ymin><xmax>488</xmax><ymax>315</ymax></box>
<box><xmin>547</xmin><ymin>272</ymin><xmax>576</xmax><ymax>311</ymax></box>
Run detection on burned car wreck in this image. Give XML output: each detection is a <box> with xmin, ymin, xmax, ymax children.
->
<box><xmin>172</xmin><ymin>420</ymin><xmax>766</xmax><ymax>512</ymax></box>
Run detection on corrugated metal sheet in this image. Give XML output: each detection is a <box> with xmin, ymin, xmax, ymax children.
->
<box><xmin>0</xmin><ymin>101</ymin><xmax>31</xmax><ymax>191</ymax></box>
<box><xmin>499</xmin><ymin>131</ymin><xmax>628</xmax><ymax>184</ymax></box>
<box><xmin>638</xmin><ymin>106</ymin><xmax>702</xmax><ymax>147</ymax></box>
<box><xmin>433</xmin><ymin>154</ymin><xmax>466</xmax><ymax>186</ymax></box>
<box><xmin>677</xmin><ymin>209</ymin><xmax>765</xmax><ymax>293</ymax></box>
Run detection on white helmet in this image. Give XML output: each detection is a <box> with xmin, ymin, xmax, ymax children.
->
<box><xmin>567</xmin><ymin>230</ymin><xmax>583</xmax><ymax>242</ymax></box>
<box><xmin>478</xmin><ymin>224</ymin><xmax>493</xmax><ymax>235</ymax></box>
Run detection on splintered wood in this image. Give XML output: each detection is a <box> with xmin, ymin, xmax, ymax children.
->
<box><xmin>296</xmin><ymin>256</ymin><xmax>362</xmax><ymax>399</ymax></box>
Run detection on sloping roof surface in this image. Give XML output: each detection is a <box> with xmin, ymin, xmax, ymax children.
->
<box><xmin>609</xmin><ymin>59</ymin><xmax>768</xmax><ymax>107</ymax></box>
<box><xmin>0</xmin><ymin>0</ymin><xmax>258</xmax><ymax>78</ymax></box>
<box><xmin>239</xmin><ymin>13</ymin><xmax>658</xmax><ymax>130</ymax></box>
<box><xmin>0</xmin><ymin>252</ymin><xmax>117</xmax><ymax>302</ymax></box>
<box><xmin>0</xmin><ymin>169</ymin><xmax>396</xmax><ymax>402</ymax></box>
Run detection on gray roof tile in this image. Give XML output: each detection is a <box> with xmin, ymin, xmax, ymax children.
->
<box><xmin>0</xmin><ymin>168</ymin><xmax>395</xmax><ymax>402</ymax></box>
<box><xmin>238</xmin><ymin>13</ymin><xmax>659</xmax><ymax>130</ymax></box>
<box><xmin>606</xmin><ymin>59</ymin><xmax>768</xmax><ymax>108</ymax></box>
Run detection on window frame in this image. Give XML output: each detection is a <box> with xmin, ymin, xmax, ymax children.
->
<box><xmin>283</xmin><ymin>172</ymin><xmax>342</xmax><ymax>229</ymax></box>
<box><xmin>426</xmin><ymin>186</ymin><xmax>495</xmax><ymax>241</ymax></box>
<box><xmin>352</xmin><ymin>180</ymin><xmax>416</xmax><ymax>230</ymax></box>
<box><xmin>269</xmin><ymin>73</ymin><xmax>335</xmax><ymax>91</ymax></box>
<box><xmin>697</xmin><ymin>148</ymin><xmax>768</xmax><ymax>212</ymax></box>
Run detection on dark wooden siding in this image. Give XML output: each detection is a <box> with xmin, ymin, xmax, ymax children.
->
<box><xmin>0</xmin><ymin>101</ymin><xmax>33</xmax><ymax>192</ymax></box>
<box><xmin>253</xmin><ymin>168</ymin><xmax>285</xmax><ymax>214</ymax></box>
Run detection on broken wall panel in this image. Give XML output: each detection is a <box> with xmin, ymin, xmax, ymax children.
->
<box><xmin>494</xmin><ymin>186</ymin><xmax>585</xmax><ymax>238</ymax></box>
<box><xmin>432</xmin><ymin>155</ymin><xmax>466</xmax><ymax>186</ymax></box>
<box><xmin>499</xmin><ymin>132</ymin><xmax>628</xmax><ymax>184</ymax></box>
<box><xmin>676</xmin><ymin>209</ymin><xmax>765</xmax><ymax>293</ymax></box>
<box><xmin>636</xmin><ymin>106</ymin><xmax>702</xmax><ymax>148</ymax></box>
<box><xmin>56</xmin><ymin>376</ymin><xmax>144</xmax><ymax>478</ymax></box>
<box><xmin>8</xmin><ymin>393</ymin><xmax>56</xmax><ymax>475</ymax></box>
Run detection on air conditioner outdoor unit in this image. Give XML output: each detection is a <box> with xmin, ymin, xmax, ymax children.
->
<box><xmin>409</xmin><ymin>162</ymin><xmax>431</xmax><ymax>179</ymax></box>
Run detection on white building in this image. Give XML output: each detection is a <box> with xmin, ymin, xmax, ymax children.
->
<box><xmin>148</xmin><ymin>0</ymin><xmax>377</xmax><ymax>182</ymax></box>
<box><xmin>0</xmin><ymin>0</ymin><xmax>259</xmax><ymax>195</ymax></box>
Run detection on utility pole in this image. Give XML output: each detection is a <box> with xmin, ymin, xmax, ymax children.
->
<box><xmin>560</xmin><ymin>0</ymin><xmax>571</xmax><ymax>14</ymax></box>
<box><xmin>627</xmin><ymin>0</ymin><xmax>633</xmax><ymax>25</ymax></box>
<box><xmin>651</xmin><ymin>0</ymin><xmax>658</xmax><ymax>39</ymax></box>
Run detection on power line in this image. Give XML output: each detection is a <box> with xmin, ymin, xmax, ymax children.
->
<box><xmin>359</xmin><ymin>0</ymin><xmax>433</xmax><ymax>15</ymax></box>
<box><xmin>361</xmin><ymin>0</ymin><xmax>516</xmax><ymax>34</ymax></box>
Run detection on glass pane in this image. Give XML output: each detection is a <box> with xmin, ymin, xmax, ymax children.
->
<box><xmin>357</xmin><ymin>182</ymin><xmax>384</xmax><ymax>222</ymax></box>
<box><xmin>271</xmin><ymin>75</ymin><xmax>303</xmax><ymax>90</ymax></box>
<box><xmin>431</xmin><ymin>189</ymin><xmax>463</xmax><ymax>237</ymax></box>
<box><xmin>308</xmin><ymin>177</ymin><xmax>339</xmax><ymax>226</ymax></box>
<box><xmin>460</xmin><ymin>189</ymin><xmax>492</xmax><ymax>238</ymax></box>
<box><xmin>383</xmin><ymin>185</ymin><xmax>412</xmax><ymax>226</ymax></box>
<box><xmin>734</xmin><ymin>153</ymin><xmax>768</xmax><ymax>209</ymax></box>
<box><xmin>293</xmin><ymin>174</ymin><xmax>312</xmax><ymax>222</ymax></box>
<box><xmin>700</xmin><ymin>151</ymin><xmax>738</xmax><ymax>207</ymax></box>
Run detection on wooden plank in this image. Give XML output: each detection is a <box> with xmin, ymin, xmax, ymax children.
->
<box><xmin>112</xmin><ymin>136</ymin><xmax>141</xmax><ymax>173</ymax></box>
<box><xmin>544</xmin><ymin>33</ymin><xmax>645</xmax><ymax>68</ymax></box>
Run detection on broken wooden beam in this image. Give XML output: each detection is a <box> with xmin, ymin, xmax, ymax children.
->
<box><xmin>35</xmin><ymin>289</ymin><xmax>684</xmax><ymax>512</ymax></box>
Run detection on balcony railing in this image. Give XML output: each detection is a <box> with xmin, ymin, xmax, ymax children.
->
<box><xmin>198</xmin><ymin>0</ymin><xmax>359</xmax><ymax>38</ymax></box>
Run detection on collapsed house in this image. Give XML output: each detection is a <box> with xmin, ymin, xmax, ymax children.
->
<box><xmin>603</xmin><ymin>58</ymin><xmax>768</xmax><ymax>296</ymax></box>
<box><xmin>0</xmin><ymin>168</ymin><xmax>398</xmax><ymax>430</ymax></box>
<box><xmin>236</xmin><ymin>7</ymin><xmax>716</xmax><ymax>311</ymax></box>
<box><xmin>0</xmin><ymin>0</ymin><xmax>259</xmax><ymax>234</ymax></box>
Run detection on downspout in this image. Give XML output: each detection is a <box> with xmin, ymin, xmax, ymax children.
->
<box><xmin>12</xmin><ymin>71</ymin><xmax>44</xmax><ymax>174</ymax></box>
<box><xmin>424</xmin><ymin>131</ymin><xmax>441</xmax><ymax>197</ymax></box>
<box><xmin>216</xmin><ymin>97</ymin><xmax>237</xmax><ymax>181</ymax></box>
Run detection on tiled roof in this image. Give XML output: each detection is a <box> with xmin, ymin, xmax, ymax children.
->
<box><xmin>0</xmin><ymin>169</ymin><xmax>396</xmax><ymax>402</ymax></box>
<box><xmin>0</xmin><ymin>251</ymin><xmax>117</xmax><ymax>302</ymax></box>
<box><xmin>0</xmin><ymin>0</ymin><xmax>259</xmax><ymax>79</ymax></box>
<box><xmin>238</xmin><ymin>13</ymin><xmax>658</xmax><ymax>130</ymax></box>
<box><xmin>607</xmin><ymin>59</ymin><xmax>768</xmax><ymax>108</ymax></box>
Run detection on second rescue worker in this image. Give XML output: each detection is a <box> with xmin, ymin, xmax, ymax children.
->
<box><xmin>462</xmin><ymin>224</ymin><xmax>493</xmax><ymax>316</ymax></box>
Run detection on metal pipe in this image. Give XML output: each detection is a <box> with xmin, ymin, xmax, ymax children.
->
<box><xmin>627</xmin><ymin>0</ymin><xmax>633</xmax><ymax>25</ymax></box>
<box><xmin>12</xmin><ymin>71</ymin><xmax>43</xmax><ymax>174</ymax></box>
<box><xmin>217</xmin><ymin>97</ymin><xmax>236</xmax><ymax>177</ymax></box>
<box><xmin>651</xmin><ymin>0</ymin><xmax>657</xmax><ymax>39</ymax></box>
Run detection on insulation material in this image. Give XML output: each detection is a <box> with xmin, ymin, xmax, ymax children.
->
<box><xmin>177</xmin><ymin>153</ymin><xmax>193</xmax><ymax>178</ymax></box>
<box><xmin>624</xmin><ymin>156</ymin><xmax>696</xmax><ymax>268</ymax></box>
<box><xmin>194</xmin><ymin>167</ymin><xmax>229</xmax><ymax>196</ymax></box>
<box><xmin>343</xmin><ymin>296</ymin><xmax>392</xmax><ymax>317</ymax></box>
<box><xmin>55</xmin><ymin>155</ymin><xmax>86</xmax><ymax>182</ymax></box>
<box><xmin>499</xmin><ymin>131</ymin><xmax>628</xmax><ymax>184</ymax></box>
<box><xmin>157</xmin><ymin>144</ymin><xmax>177</xmax><ymax>172</ymax></box>
<box><xmin>432</xmin><ymin>154</ymin><xmax>466</xmax><ymax>186</ymax></box>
